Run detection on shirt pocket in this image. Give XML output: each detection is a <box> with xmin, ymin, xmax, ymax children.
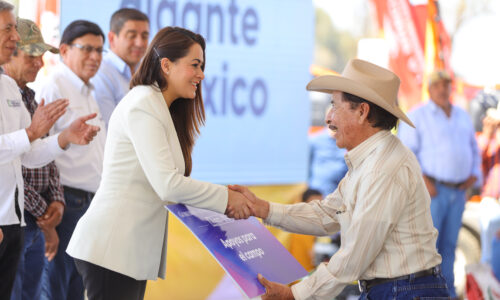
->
<box><xmin>335</xmin><ymin>203</ymin><xmax>352</xmax><ymax>229</ymax></box>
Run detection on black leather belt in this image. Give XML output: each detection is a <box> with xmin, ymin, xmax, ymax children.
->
<box><xmin>426</xmin><ymin>175</ymin><xmax>463</xmax><ymax>189</ymax></box>
<box><xmin>62</xmin><ymin>185</ymin><xmax>94</xmax><ymax>199</ymax></box>
<box><xmin>358</xmin><ymin>265</ymin><xmax>441</xmax><ymax>293</ymax></box>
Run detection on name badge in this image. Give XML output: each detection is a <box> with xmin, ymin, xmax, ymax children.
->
<box><xmin>7</xmin><ymin>99</ymin><xmax>21</xmax><ymax>107</ymax></box>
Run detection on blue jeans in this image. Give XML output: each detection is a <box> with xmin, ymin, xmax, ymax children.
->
<box><xmin>429</xmin><ymin>183</ymin><xmax>466</xmax><ymax>298</ymax></box>
<box><xmin>359</xmin><ymin>271</ymin><xmax>450</xmax><ymax>299</ymax></box>
<box><xmin>41</xmin><ymin>187</ymin><xmax>92</xmax><ymax>300</ymax></box>
<box><xmin>10</xmin><ymin>213</ymin><xmax>45</xmax><ymax>300</ymax></box>
<box><xmin>492</xmin><ymin>237</ymin><xmax>500</xmax><ymax>281</ymax></box>
<box><xmin>479</xmin><ymin>198</ymin><xmax>500</xmax><ymax>263</ymax></box>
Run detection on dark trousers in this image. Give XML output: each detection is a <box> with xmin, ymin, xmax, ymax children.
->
<box><xmin>41</xmin><ymin>186</ymin><xmax>92</xmax><ymax>300</ymax></box>
<box><xmin>10</xmin><ymin>213</ymin><xmax>45</xmax><ymax>300</ymax></box>
<box><xmin>74</xmin><ymin>258</ymin><xmax>147</xmax><ymax>300</ymax></box>
<box><xmin>0</xmin><ymin>224</ymin><xmax>24</xmax><ymax>299</ymax></box>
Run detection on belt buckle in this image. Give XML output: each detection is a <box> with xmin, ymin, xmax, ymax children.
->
<box><xmin>432</xmin><ymin>265</ymin><xmax>440</xmax><ymax>275</ymax></box>
<box><xmin>358</xmin><ymin>280</ymin><xmax>366</xmax><ymax>293</ymax></box>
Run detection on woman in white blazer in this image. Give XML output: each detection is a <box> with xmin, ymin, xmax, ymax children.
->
<box><xmin>66</xmin><ymin>27</ymin><xmax>250</xmax><ymax>300</ymax></box>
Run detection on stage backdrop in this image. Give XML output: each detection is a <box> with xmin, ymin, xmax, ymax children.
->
<box><xmin>60</xmin><ymin>0</ymin><xmax>314</xmax><ymax>185</ymax></box>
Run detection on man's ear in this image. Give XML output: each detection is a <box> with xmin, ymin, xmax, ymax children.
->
<box><xmin>59</xmin><ymin>44</ymin><xmax>69</xmax><ymax>58</ymax></box>
<box><xmin>108</xmin><ymin>31</ymin><xmax>117</xmax><ymax>49</ymax></box>
<box><xmin>358</xmin><ymin>102</ymin><xmax>370</xmax><ymax>124</ymax></box>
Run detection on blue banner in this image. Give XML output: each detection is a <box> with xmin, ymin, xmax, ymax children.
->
<box><xmin>61</xmin><ymin>0</ymin><xmax>314</xmax><ymax>184</ymax></box>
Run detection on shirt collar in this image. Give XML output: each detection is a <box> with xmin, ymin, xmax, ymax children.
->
<box><xmin>427</xmin><ymin>99</ymin><xmax>454</xmax><ymax>115</ymax></box>
<box><xmin>344</xmin><ymin>130</ymin><xmax>391</xmax><ymax>170</ymax></box>
<box><xmin>105</xmin><ymin>50</ymin><xmax>132</xmax><ymax>80</ymax></box>
<box><xmin>59</xmin><ymin>62</ymin><xmax>94</xmax><ymax>95</ymax></box>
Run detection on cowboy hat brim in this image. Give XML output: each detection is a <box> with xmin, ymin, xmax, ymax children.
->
<box><xmin>306</xmin><ymin>75</ymin><xmax>415</xmax><ymax>128</ymax></box>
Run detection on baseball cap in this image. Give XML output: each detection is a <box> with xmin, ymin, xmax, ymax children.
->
<box><xmin>17</xmin><ymin>18</ymin><xmax>59</xmax><ymax>56</ymax></box>
<box><xmin>428</xmin><ymin>69</ymin><xmax>452</xmax><ymax>86</ymax></box>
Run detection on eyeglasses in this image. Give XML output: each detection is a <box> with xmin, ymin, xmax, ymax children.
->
<box><xmin>70</xmin><ymin>43</ymin><xmax>104</xmax><ymax>55</ymax></box>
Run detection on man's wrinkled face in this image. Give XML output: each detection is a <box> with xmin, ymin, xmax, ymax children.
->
<box><xmin>0</xmin><ymin>10</ymin><xmax>20</xmax><ymax>65</ymax></box>
<box><xmin>428</xmin><ymin>79</ymin><xmax>452</xmax><ymax>109</ymax></box>
<box><xmin>325</xmin><ymin>91</ymin><xmax>360</xmax><ymax>151</ymax></box>
<box><xmin>7</xmin><ymin>49</ymin><xmax>44</xmax><ymax>87</ymax></box>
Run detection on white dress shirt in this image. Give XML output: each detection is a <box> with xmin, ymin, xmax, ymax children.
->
<box><xmin>36</xmin><ymin>63</ymin><xmax>106</xmax><ymax>193</ymax></box>
<box><xmin>0</xmin><ymin>74</ymin><xmax>64</xmax><ymax>226</ymax></box>
<box><xmin>265</xmin><ymin>130</ymin><xmax>442</xmax><ymax>299</ymax></box>
<box><xmin>92</xmin><ymin>50</ymin><xmax>131</xmax><ymax>127</ymax></box>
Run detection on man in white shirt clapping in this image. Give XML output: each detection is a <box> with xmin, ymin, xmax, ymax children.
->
<box><xmin>36</xmin><ymin>20</ymin><xmax>107</xmax><ymax>300</ymax></box>
<box><xmin>0</xmin><ymin>3</ymin><xmax>99</xmax><ymax>299</ymax></box>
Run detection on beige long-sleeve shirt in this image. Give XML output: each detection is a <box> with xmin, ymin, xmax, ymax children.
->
<box><xmin>265</xmin><ymin>130</ymin><xmax>442</xmax><ymax>300</ymax></box>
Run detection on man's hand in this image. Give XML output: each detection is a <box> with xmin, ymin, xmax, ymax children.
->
<box><xmin>258</xmin><ymin>274</ymin><xmax>295</xmax><ymax>300</ymax></box>
<box><xmin>0</xmin><ymin>228</ymin><xmax>3</xmax><ymax>244</ymax></box>
<box><xmin>57</xmin><ymin>113</ymin><xmax>100</xmax><ymax>149</ymax></box>
<box><xmin>423</xmin><ymin>175</ymin><xmax>437</xmax><ymax>198</ymax></box>
<box><xmin>226</xmin><ymin>189</ymin><xmax>251</xmax><ymax>220</ymax></box>
<box><xmin>37</xmin><ymin>201</ymin><xmax>64</xmax><ymax>229</ymax></box>
<box><xmin>26</xmin><ymin>99</ymin><xmax>69</xmax><ymax>142</ymax></box>
<box><xmin>40</xmin><ymin>227</ymin><xmax>59</xmax><ymax>261</ymax></box>
<box><xmin>482</xmin><ymin>115</ymin><xmax>499</xmax><ymax>140</ymax></box>
<box><xmin>459</xmin><ymin>175</ymin><xmax>477</xmax><ymax>190</ymax></box>
<box><xmin>229</xmin><ymin>185</ymin><xmax>270</xmax><ymax>219</ymax></box>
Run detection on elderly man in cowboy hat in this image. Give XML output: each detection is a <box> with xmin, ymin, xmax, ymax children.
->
<box><xmin>230</xmin><ymin>59</ymin><xmax>449</xmax><ymax>299</ymax></box>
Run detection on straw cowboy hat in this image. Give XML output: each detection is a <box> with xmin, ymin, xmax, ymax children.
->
<box><xmin>306</xmin><ymin>59</ymin><xmax>415</xmax><ymax>128</ymax></box>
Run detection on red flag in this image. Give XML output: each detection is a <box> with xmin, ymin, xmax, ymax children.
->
<box><xmin>369</xmin><ymin>0</ymin><xmax>451</xmax><ymax>109</ymax></box>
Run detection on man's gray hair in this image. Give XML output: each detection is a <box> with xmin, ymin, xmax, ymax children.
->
<box><xmin>0</xmin><ymin>1</ymin><xmax>14</xmax><ymax>12</ymax></box>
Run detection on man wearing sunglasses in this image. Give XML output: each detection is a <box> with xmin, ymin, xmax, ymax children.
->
<box><xmin>36</xmin><ymin>20</ymin><xmax>107</xmax><ymax>300</ymax></box>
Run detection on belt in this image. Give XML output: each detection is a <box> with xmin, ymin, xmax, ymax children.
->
<box><xmin>62</xmin><ymin>185</ymin><xmax>95</xmax><ymax>199</ymax></box>
<box><xmin>358</xmin><ymin>265</ymin><xmax>441</xmax><ymax>293</ymax></box>
<box><xmin>426</xmin><ymin>175</ymin><xmax>463</xmax><ymax>189</ymax></box>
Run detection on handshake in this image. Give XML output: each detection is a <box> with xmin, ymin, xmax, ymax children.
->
<box><xmin>225</xmin><ymin>185</ymin><xmax>270</xmax><ymax>220</ymax></box>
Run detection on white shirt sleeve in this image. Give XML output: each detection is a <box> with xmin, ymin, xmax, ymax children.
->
<box><xmin>0</xmin><ymin>129</ymin><xmax>31</xmax><ymax>164</ymax></box>
<box><xmin>21</xmin><ymin>133</ymin><xmax>66</xmax><ymax>168</ymax></box>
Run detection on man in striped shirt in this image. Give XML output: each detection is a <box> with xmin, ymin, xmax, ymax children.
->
<box><xmin>231</xmin><ymin>59</ymin><xmax>449</xmax><ymax>299</ymax></box>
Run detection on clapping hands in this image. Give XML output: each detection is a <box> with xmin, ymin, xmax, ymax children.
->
<box><xmin>58</xmin><ymin>113</ymin><xmax>101</xmax><ymax>149</ymax></box>
<box><xmin>26</xmin><ymin>98</ymin><xmax>68</xmax><ymax>142</ymax></box>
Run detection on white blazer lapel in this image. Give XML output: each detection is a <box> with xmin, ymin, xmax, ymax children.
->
<box><xmin>152</xmin><ymin>90</ymin><xmax>185</xmax><ymax>176</ymax></box>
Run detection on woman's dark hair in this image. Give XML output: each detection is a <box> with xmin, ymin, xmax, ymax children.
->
<box><xmin>341</xmin><ymin>92</ymin><xmax>399</xmax><ymax>130</ymax></box>
<box><xmin>131</xmin><ymin>27</ymin><xmax>206</xmax><ymax>176</ymax></box>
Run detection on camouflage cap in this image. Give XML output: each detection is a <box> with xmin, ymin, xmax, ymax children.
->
<box><xmin>17</xmin><ymin>18</ymin><xmax>59</xmax><ymax>56</ymax></box>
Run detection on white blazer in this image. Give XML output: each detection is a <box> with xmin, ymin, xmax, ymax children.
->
<box><xmin>66</xmin><ymin>85</ymin><xmax>228</xmax><ymax>280</ymax></box>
